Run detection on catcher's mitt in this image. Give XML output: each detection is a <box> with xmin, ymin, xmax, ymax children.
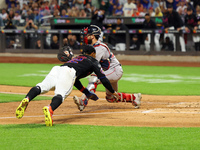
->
<box><xmin>57</xmin><ymin>46</ymin><xmax>74</xmax><ymax>62</ymax></box>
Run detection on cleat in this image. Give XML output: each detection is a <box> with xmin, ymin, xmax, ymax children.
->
<box><xmin>43</xmin><ymin>106</ymin><xmax>53</xmax><ymax>126</ymax></box>
<box><xmin>73</xmin><ymin>95</ymin><xmax>88</xmax><ymax>111</ymax></box>
<box><xmin>16</xmin><ymin>98</ymin><xmax>29</xmax><ymax>119</ymax></box>
<box><xmin>106</xmin><ymin>96</ymin><xmax>119</xmax><ymax>103</ymax></box>
<box><xmin>132</xmin><ymin>93</ymin><xmax>142</xmax><ymax>109</ymax></box>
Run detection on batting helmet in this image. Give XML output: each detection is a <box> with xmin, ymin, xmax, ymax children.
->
<box><xmin>57</xmin><ymin>46</ymin><xmax>74</xmax><ymax>62</ymax></box>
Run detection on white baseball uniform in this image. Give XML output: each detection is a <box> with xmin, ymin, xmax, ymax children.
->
<box><xmin>93</xmin><ymin>41</ymin><xmax>123</xmax><ymax>94</ymax></box>
<box><xmin>37</xmin><ymin>66</ymin><xmax>76</xmax><ymax>101</ymax></box>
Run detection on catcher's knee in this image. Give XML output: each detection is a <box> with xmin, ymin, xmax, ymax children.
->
<box><xmin>88</xmin><ymin>74</ymin><xmax>98</xmax><ymax>83</ymax></box>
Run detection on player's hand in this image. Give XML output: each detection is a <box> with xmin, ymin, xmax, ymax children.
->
<box><xmin>83</xmin><ymin>88</ymin><xmax>99</xmax><ymax>101</ymax></box>
<box><xmin>86</xmin><ymin>92</ymin><xmax>99</xmax><ymax>101</ymax></box>
<box><xmin>177</xmin><ymin>27</ymin><xmax>181</xmax><ymax>32</ymax></box>
<box><xmin>112</xmin><ymin>91</ymin><xmax>119</xmax><ymax>101</ymax></box>
<box><xmin>185</xmin><ymin>27</ymin><xmax>190</xmax><ymax>32</ymax></box>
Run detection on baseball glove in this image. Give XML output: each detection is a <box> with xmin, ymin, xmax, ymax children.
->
<box><xmin>57</xmin><ymin>46</ymin><xmax>74</xmax><ymax>62</ymax></box>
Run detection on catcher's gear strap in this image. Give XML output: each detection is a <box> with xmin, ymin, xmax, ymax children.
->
<box><xmin>118</xmin><ymin>93</ymin><xmax>124</xmax><ymax>102</ymax></box>
<box><xmin>100</xmin><ymin>58</ymin><xmax>110</xmax><ymax>71</ymax></box>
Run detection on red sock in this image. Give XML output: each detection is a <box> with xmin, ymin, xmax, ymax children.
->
<box><xmin>49</xmin><ymin>106</ymin><xmax>54</xmax><ymax>115</ymax></box>
<box><xmin>118</xmin><ymin>93</ymin><xmax>136</xmax><ymax>102</ymax></box>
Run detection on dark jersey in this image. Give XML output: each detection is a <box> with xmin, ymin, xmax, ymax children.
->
<box><xmin>90</xmin><ymin>13</ymin><xmax>105</xmax><ymax>30</ymax></box>
<box><xmin>185</xmin><ymin>14</ymin><xmax>197</xmax><ymax>29</ymax></box>
<box><xmin>143</xmin><ymin>19</ymin><xmax>157</xmax><ymax>29</ymax></box>
<box><xmin>143</xmin><ymin>19</ymin><xmax>157</xmax><ymax>39</ymax></box>
<box><xmin>165</xmin><ymin>10</ymin><xmax>183</xmax><ymax>29</ymax></box>
<box><xmin>62</xmin><ymin>54</ymin><xmax>115</xmax><ymax>93</ymax></box>
<box><xmin>115</xmin><ymin>23</ymin><xmax>129</xmax><ymax>43</ymax></box>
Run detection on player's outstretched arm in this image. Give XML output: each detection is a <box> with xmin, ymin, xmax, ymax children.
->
<box><xmin>74</xmin><ymin>79</ymin><xmax>99</xmax><ymax>101</ymax></box>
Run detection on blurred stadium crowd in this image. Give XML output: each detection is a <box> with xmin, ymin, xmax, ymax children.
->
<box><xmin>0</xmin><ymin>0</ymin><xmax>200</xmax><ymax>26</ymax></box>
<box><xmin>1</xmin><ymin>0</ymin><xmax>200</xmax><ymax>51</ymax></box>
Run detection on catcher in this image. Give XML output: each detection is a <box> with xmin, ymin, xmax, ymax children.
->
<box><xmin>16</xmin><ymin>45</ymin><xmax>119</xmax><ymax>126</ymax></box>
<box><xmin>73</xmin><ymin>25</ymin><xmax>141</xmax><ymax>111</ymax></box>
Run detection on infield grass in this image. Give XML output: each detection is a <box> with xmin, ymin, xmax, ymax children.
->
<box><xmin>1</xmin><ymin>124</ymin><xmax>200</xmax><ymax>150</ymax></box>
<box><xmin>0</xmin><ymin>63</ymin><xmax>200</xmax><ymax>95</ymax></box>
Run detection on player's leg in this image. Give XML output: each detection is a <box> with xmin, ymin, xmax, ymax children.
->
<box><xmin>16</xmin><ymin>66</ymin><xmax>58</xmax><ymax>119</ymax></box>
<box><xmin>43</xmin><ymin>66</ymin><xmax>76</xmax><ymax>126</ymax></box>
<box><xmin>179</xmin><ymin>34</ymin><xmax>186</xmax><ymax>52</ymax></box>
<box><xmin>193</xmin><ymin>35</ymin><xmax>199</xmax><ymax>51</ymax></box>
<box><xmin>74</xmin><ymin>74</ymin><xmax>99</xmax><ymax>111</ymax></box>
<box><xmin>115</xmin><ymin>43</ymin><xmax>126</xmax><ymax>51</ymax></box>
<box><xmin>154</xmin><ymin>33</ymin><xmax>161</xmax><ymax>51</ymax></box>
<box><xmin>105</xmin><ymin>80</ymin><xmax>141</xmax><ymax>108</ymax></box>
<box><xmin>144</xmin><ymin>34</ymin><xmax>151</xmax><ymax>51</ymax></box>
<box><xmin>105</xmin><ymin>66</ymin><xmax>141</xmax><ymax>108</ymax></box>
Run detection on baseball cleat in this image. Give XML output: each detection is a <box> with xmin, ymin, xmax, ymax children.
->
<box><xmin>16</xmin><ymin>98</ymin><xmax>29</xmax><ymax>119</ymax></box>
<box><xmin>73</xmin><ymin>95</ymin><xmax>88</xmax><ymax>111</ymax></box>
<box><xmin>43</xmin><ymin>106</ymin><xmax>53</xmax><ymax>126</ymax></box>
<box><xmin>132</xmin><ymin>93</ymin><xmax>142</xmax><ymax>109</ymax></box>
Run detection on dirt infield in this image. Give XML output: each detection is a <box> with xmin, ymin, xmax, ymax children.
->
<box><xmin>0</xmin><ymin>56</ymin><xmax>200</xmax><ymax>127</ymax></box>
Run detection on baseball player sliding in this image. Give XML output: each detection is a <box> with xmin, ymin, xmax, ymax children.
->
<box><xmin>16</xmin><ymin>45</ymin><xmax>119</xmax><ymax>126</ymax></box>
<box><xmin>74</xmin><ymin>25</ymin><xmax>141</xmax><ymax>111</ymax></box>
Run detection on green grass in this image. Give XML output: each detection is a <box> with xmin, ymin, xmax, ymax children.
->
<box><xmin>0</xmin><ymin>124</ymin><xmax>200</xmax><ymax>150</ymax></box>
<box><xmin>0</xmin><ymin>63</ymin><xmax>200</xmax><ymax>95</ymax></box>
<box><xmin>0</xmin><ymin>93</ymin><xmax>51</xmax><ymax>103</ymax></box>
<box><xmin>1</xmin><ymin>63</ymin><xmax>200</xmax><ymax>149</ymax></box>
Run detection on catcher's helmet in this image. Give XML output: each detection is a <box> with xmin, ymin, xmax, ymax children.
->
<box><xmin>87</xmin><ymin>25</ymin><xmax>101</xmax><ymax>36</ymax></box>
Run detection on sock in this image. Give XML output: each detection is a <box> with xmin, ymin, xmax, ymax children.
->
<box><xmin>50</xmin><ymin>95</ymin><xmax>63</xmax><ymax>111</ymax></box>
<box><xmin>25</xmin><ymin>86</ymin><xmax>41</xmax><ymax>102</ymax></box>
<box><xmin>118</xmin><ymin>93</ymin><xmax>136</xmax><ymax>102</ymax></box>
<box><xmin>48</xmin><ymin>106</ymin><xmax>54</xmax><ymax>115</ymax></box>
